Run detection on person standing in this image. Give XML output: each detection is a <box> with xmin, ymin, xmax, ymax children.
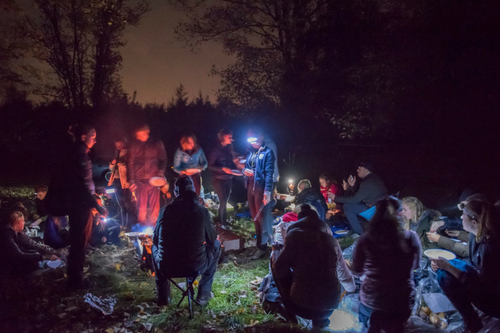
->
<box><xmin>108</xmin><ymin>136</ymin><xmax>135</xmax><ymax>229</ymax></box>
<box><xmin>45</xmin><ymin>124</ymin><xmax>106</xmax><ymax>289</ymax></box>
<box><xmin>173</xmin><ymin>133</ymin><xmax>208</xmax><ymax>196</ymax></box>
<box><xmin>208</xmin><ymin>129</ymin><xmax>241</xmax><ymax>226</ymax></box>
<box><xmin>243</xmin><ymin>127</ymin><xmax>275</xmax><ymax>259</ymax></box>
<box><xmin>128</xmin><ymin>124</ymin><xmax>167</xmax><ymax>227</ymax></box>
<box><xmin>351</xmin><ymin>197</ymin><xmax>421</xmax><ymax>333</ymax></box>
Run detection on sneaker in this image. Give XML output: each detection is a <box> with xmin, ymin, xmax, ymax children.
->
<box><xmin>196</xmin><ymin>292</ymin><xmax>214</xmax><ymax>306</ymax></box>
<box><xmin>349</xmin><ymin>233</ymin><xmax>360</xmax><ymax>239</ymax></box>
<box><xmin>249</xmin><ymin>248</ymin><xmax>268</xmax><ymax>260</ymax></box>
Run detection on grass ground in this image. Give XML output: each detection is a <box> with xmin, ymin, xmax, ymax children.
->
<box><xmin>0</xmin><ymin>186</ymin><xmax>355</xmax><ymax>333</ymax></box>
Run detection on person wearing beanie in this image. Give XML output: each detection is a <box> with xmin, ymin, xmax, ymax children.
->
<box><xmin>152</xmin><ymin>177</ymin><xmax>221</xmax><ymax>306</ymax></box>
<box><xmin>330</xmin><ymin>162</ymin><xmax>388</xmax><ymax>236</ymax></box>
<box><xmin>272</xmin><ymin>204</ymin><xmax>356</xmax><ymax>329</ymax></box>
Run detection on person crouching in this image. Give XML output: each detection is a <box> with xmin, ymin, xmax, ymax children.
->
<box><xmin>152</xmin><ymin>177</ymin><xmax>222</xmax><ymax>306</ymax></box>
<box><xmin>272</xmin><ymin>204</ymin><xmax>356</xmax><ymax>329</ymax></box>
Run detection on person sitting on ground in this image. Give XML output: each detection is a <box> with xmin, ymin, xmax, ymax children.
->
<box><xmin>319</xmin><ymin>172</ymin><xmax>338</xmax><ymax>203</ymax></box>
<box><xmin>89</xmin><ymin>194</ymin><xmax>121</xmax><ymax>247</ymax></box>
<box><xmin>426</xmin><ymin>193</ymin><xmax>488</xmax><ymax>258</ymax></box>
<box><xmin>272</xmin><ymin>204</ymin><xmax>356</xmax><ymax>329</ymax></box>
<box><xmin>401</xmin><ymin>197</ymin><xmax>443</xmax><ymax>251</ymax></box>
<box><xmin>294</xmin><ymin>179</ymin><xmax>328</xmax><ymax>221</ymax></box>
<box><xmin>351</xmin><ymin>197</ymin><xmax>421</xmax><ymax>333</ymax></box>
<box><xmin>431</xmin><ymin>199</ymin><xmax>500</xmax><ymax>333</ymax></box>
<box><xmin>0</xmin><ymin>211</ymin><xmax>60</xmax><ymax>281</ymax></box>
<box><xmin>43</xmin><ymin>215</ymin><xmax>70</xmax><ymax>249</ymax></box>
<box><xmin>330</xmin><ymin>162</ymin><xmax>388</xmax><ymax>236</ymax></box>
<box><xmin>152</xmin><ymin>177</ymin><xmax>222</xmax><ymax>306</ymax></box>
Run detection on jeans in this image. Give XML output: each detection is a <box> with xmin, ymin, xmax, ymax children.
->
<box><xmin>135</xmin><ymin>180</ymin><xmax>160</xmax><ymax>226</ymax></box>
<box><xmin>67</xmin><ymin>207</ymin><xmax>93</xmax><ymax>288</ymax></box>
<box><xmin>247</xmin><ymin>181</ymin><xmax>273</xmax><ymax>250</ymax></box>
<box><xmin>343</xmin><ymin>202</ymin><xmax>369</xmax><ymax>235</ymax></box>
<box><xmin>213</xmin><ymin>178</ymin><xmax>232</xmax><ymax>225</ymax></box>
<box><xmin>359</xmin><ymin>303</ymin><xmax>410</xmax><ymax>333</ymax></box>
<box><xmin>113</xmin><ymin>180</ymin><xmax>136</xmax><ymax>228</ymax></box>
<box><xmin>154</xmin><ymin>240</ymin><xmax>222</xmax><ymax>303</ymax></box>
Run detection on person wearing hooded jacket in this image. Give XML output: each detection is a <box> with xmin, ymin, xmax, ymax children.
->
<box><xmin>152</xmin><ymin>177</ymin><xmax>221</xmax><ymax>306</ymax></box>
<box><xmin>272</xmin><ymin>204</ymin><xmax>356</xmax><ymax>329</ymax></box>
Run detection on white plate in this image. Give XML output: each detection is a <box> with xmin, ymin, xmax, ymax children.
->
<box><xmin>424</xmin><ymin>249</ymin><xmax>456</xmax><ymax>260</ymax></box>
<box><xmin>47</xmin><ymin>260</ymin><xmax>62</xmax><ymax>269</ymax></box>
<box><xmin>335</xmin><ymin>230</ymin><xmax>349</xmax><ymax>235</ymax></box>
<box><xmin>124</xmin><ymin>232</ymin><xmax>143</xmax><ymax>238</ymax></box>
<box><xmin>149</xmin><ymin>176</ymin><xmax>167</xmax><ymax>187</ymax></box>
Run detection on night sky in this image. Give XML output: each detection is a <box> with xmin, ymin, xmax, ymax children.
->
<box><xmin>119</xmin><ymin>0</ymin><xmax>233</xmax><ymax>104</ymax></box>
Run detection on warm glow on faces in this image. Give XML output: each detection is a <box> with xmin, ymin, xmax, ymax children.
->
<box><xmin>221</xmin><ymin>134</ymin><xmax>233</xmax><ymax>146</ymax></box>
<box><xmin>319</xmin><ymin>178</ymin><xmax>328</xmax><ymax>188</ymax></box>
<box><xmin>115</xmin><ymin>141</ymin><xmax>125</xmax><ymax>150</ymax></box>
<box><xmin>13</xmin><ymin>216</ymin><xmax>25</xmax><ymax>233</ymax></box>
<box><xmin>135</xmin><ymin>129</ymin><xmax>150</xmax><ymax>142</ymax></box>
<box><xmin>36</xmin><ymin>191</ymin><xmax>47</xmax><ymax>200</ymax></box>
<box><xmin>401</xmin><ymin>203</ymin><xmax>413</xmax><ymax>221</ymax></box>
<box><xmin>82</xmin><ymin>129</ymin><xmax>97</xmax><ymax>149</ymax></box>
<box><xmin>181</xmin><ymin>137</ymin><xmax>195</xmax><ymax>150</ymax></box>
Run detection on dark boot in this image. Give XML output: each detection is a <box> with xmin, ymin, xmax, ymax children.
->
<box><xmin>155</xmin><ymin>277</ymin><xmax>171</xmax><ymax>306</ymax></box>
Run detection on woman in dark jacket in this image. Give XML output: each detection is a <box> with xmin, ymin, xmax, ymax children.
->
<box><xmin>352</xmin><ymin>197</ymin><xmax>421</xmax><ymax>333</ymax></box>
<box><xmin>208</xmin><ymin>129</ymin><xmax>241</xmax><ymax>226</ymax></box>
<box><xmin>272</xmin><ymin>205</ymin><xmax>355</xmax><ymax>329</ymax></box>
<box><xmin>45</xmin><ymin>124</ymin><xmax>105</xmax><ymax>289</ymax></box>
<box><xmin>401</xmin><ymin>196</ymin><xmax>442</xmax><ymax>251</ymax></box>
<box><xmin>432</xmin><ymin>200</ymin><xmax>500</xmax><ymax>333</ymax></box>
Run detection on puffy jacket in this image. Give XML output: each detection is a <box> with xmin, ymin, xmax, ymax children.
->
<box><xmin>173</xmin><ymin>147</ymin><xmax>208</xmax><ymax>174</ymax></box>
<box><xmin>128</xmin><ymin>138</ymin><xmax>167</xmax><ymax>182</ymax></box>
<box><xmin>334</xmin><ymin>173</ymin><xmax>387</xmax><ymax>207</ymax></box>
<box><xmin>208</xmin><ymin>144</ymin><xmax>236</xmax><ymax>180</ymax></box>
<box><xmin>152</xmin><ymin>191</ymin><xmax>216</xmax><ymax>277</ymax></box>
<box><xmin>295</xmin><ymin>188</ymin><xmax>328</xmax><ymax>221</ymax></box>
<box><xmin>244</xmin><ymin>145</ymin><xmax>275</xmax><ymax>193</ymax></box>
<box><xmin>273</xmin><ymin>216</ymin><xmax>355</xmax><ymax>314</ymax></box>
<box><xmin>415</xmin><ymin>209</ymin><xmax>442</xmax><ymax>251</ymax></box>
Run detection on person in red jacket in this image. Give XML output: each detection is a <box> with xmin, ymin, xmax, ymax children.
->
<box><xmin>319</xmin><ymin>173</ymin><xmax>338</xmax><ymax>203</ymax></box>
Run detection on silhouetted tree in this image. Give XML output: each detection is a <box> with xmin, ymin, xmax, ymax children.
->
<box><xmin>24</xmin><ymin>0</ymin><xmax>150</xmax><ymax>113</ymax></box>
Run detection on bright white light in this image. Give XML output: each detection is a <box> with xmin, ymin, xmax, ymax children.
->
<box><xmin>328</xmin><ymin>309</ymin><xmax>363</xmax><ymax>331</ymax></box>
<box><xmin>288</xmin><ymin>179</ymin><xmax>293</xmax><ymax>183</ymax></box>
<box><xmin>247</xmin><ymin>137</ymin><xmax>258</xmax><ymax>143</ymax></box>
<box><xmin>143</xmin><ymin>227</ymin><xmax>154</xmax><ymax>235</ymax></box>
<box><xmin>106</xmin><ymin>188</ymin><xmax>115</xmax><ymax>194</ymax></box>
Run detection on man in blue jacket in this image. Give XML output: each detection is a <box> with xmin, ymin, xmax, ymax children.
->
<box><xmin>243</xmin><ymin>128</ymin><xmax>275</xmax><ymax>259</ymax></box>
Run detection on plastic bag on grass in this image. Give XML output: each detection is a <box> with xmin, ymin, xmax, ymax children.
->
<box><xmin>342</xmin><ymin>242</ymin><xmax>357</xmax><ymax>261</ymax></box>
<box><xmin>84</xmin><ymin>293</ymin><xmax>117</xmax><ymax>315</ymax></box>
